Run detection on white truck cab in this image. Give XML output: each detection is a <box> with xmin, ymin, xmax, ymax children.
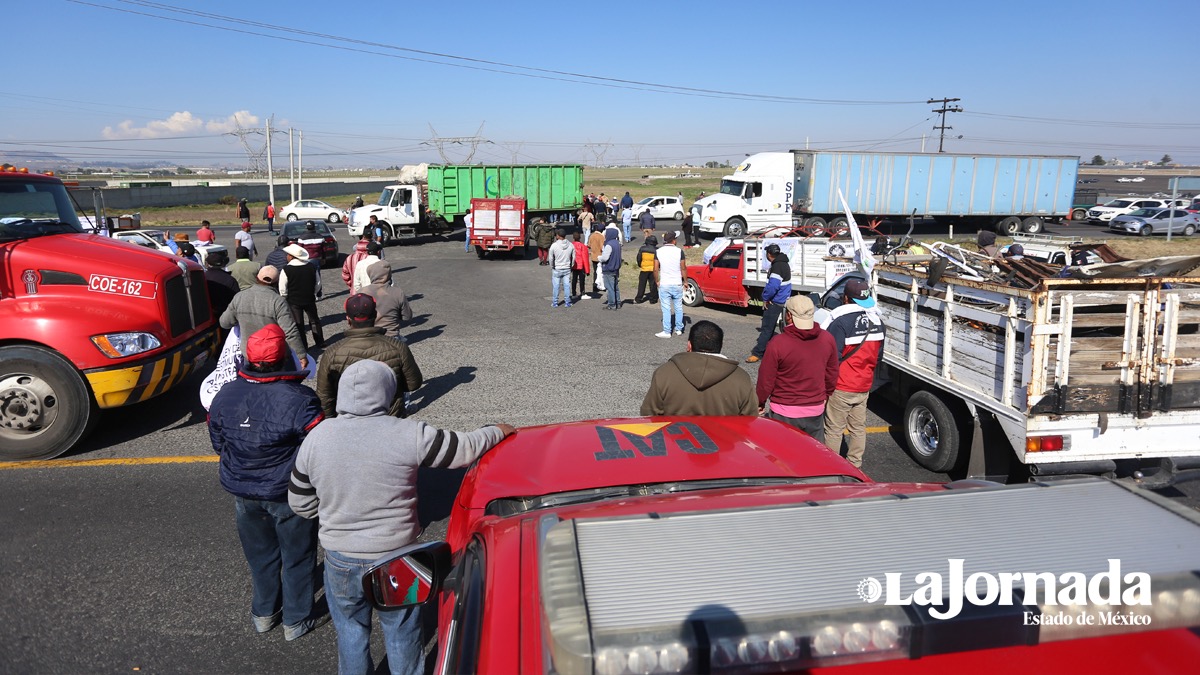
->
<box><xmin>348</xmin><ymin>184</ymin><xmax>423</xmax><ymax>239</ymax></box>
<box><xmin>694</xmin><ymin>151</ymin><xmax>795</xmax><ymax>238</ymax></box>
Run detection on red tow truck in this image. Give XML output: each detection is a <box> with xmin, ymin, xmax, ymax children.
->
<box><xmin>361</xmin><ymin>416</ymin><xmax>1200</xmax><ymax>674</ymax></box>
<box><xmin>0</xmin><ymin>168</ymin><xmax>218</xmax><ymax>460</ymax></box>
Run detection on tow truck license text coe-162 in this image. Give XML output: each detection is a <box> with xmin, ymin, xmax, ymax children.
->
<box><xmin>88</xmin><ymin>274</ymin><xmax>158</xmax><ymax>299</ymax></box>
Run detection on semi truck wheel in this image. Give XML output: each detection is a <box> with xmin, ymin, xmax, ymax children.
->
<box><xmin>826</xmin><ymin>216</ymin><xmax>849</xmax><ymax>238</ymax></box>
<box><xmin>723</xmin><ymin>217</ymin><xmax>747</xmax><ymax>238</ymax></box>
<box><xmin>995</xmin><ymin>217</ymin><xmax>1022</xmax><ymax>235</ymax></box>
<box><xmin>903</xmin><ymin>390</ymin><xmax>961</xmax><ymax>473</ymax></box>
<box><xmin>1071</xmin><ymin>208</ymin><xmax>1088</xmax><ymax>221</ymax></box>
<box><xmin>683</xmin><ymin>279</ymin><xmax>705</xmax><ymax>307</ymax></box>
<box><xmin>0</xmin><ymin>346</ymin><xmax>96</xmax><ymax>461</ymax></box>
<box><xmin>804</xmin><ymin>216</ymin><xmax>827</xmax><ymax>235</ymax></box>
<box><xmin>1021</xmin><ymin>216</ymin><xmax>1044</xmax><ymax>234</ymax></box>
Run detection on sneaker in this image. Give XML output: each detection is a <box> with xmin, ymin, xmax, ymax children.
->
<box><xmin>252</xmin><ymin>611</ymin><xmax>281</xmax><ymax>634</ymax></box>
<box><xmin>655</xmin><ymin>331</ymin><xmax>672</xmax><ymax>339</ymax></box>
<box><xmin>565</xmin><ymin>302</ymin><xmax>573</xmax><ymax>308</ymax></box>
<box><xmin>284</xmin><ymin>614</ymin><xmax>330</xmax><ymax>642</ymax></box>
<box><xmin>551</xmin><ymin>302</ymin><xmax>559</xmax><ymax>308</ymax></box>
<box><xmin>578</xmin><ymin>294</ymin><xmax>589</xmax><ymax>301</ymax></box>
<box><xmin>673</xmin><ymin>330</ymin><xmax>683</xmax><ymax>336</ymax></box>
<box><xmin>745</xmin><ymin>355</ymin><xmax>761</xmax><ymax>363</ymax></box>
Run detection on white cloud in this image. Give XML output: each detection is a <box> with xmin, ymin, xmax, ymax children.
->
<box><xmin>205</xmin><ymin>111</ymin><xmax>260</xmax><ymax>134</ymax></box>
<box><xmin>102</xmin><ymin>111</ymin><xmax>205</xmax><ymax>139</ymax></box>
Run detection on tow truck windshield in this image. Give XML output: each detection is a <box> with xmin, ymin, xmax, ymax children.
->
<box><xmin>0</xmin><ymin>179</ymin><xmax>84</xmax><ymax>242</ymax></box>
<box><xmin>486</xmin><ymin>475</ymin><xmax>862</xmax><ymax>516</ymax></box>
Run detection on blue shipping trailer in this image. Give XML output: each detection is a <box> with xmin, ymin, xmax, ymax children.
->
<box><xmin>794</xmin><ymin>151</ymin><xmax>1079</xmax><ymax>235</ymax></box>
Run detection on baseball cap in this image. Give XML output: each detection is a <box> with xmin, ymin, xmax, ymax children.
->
<box><xmin>785</xmin><ymin>294</ymin><xmax>815</xmax><ymax>330</ymax></box>
<box><xmin>663</xmin><ymin>230</ymin><xmax>676</xmax><ymax>242</ymax></box>
<box><xmin>283</xmin><ymin>244</ymin><xmax>308</xmax><ymax>260</ymax></box>
<box><xmin>256</xmin><ymin>264</ymin><xmax>278</xmax><ymax>284</ymax></box>
<box><xmin>845</xmin><ymin>278</ymin><xmax>875</xmax><ymax>308</ymax></box>
<box><xmin>765</xmin><ymin>243</ymin><xmax>781</xmax><ymax>255</ymax></box>
<box><xmin>245</xmin><ymin>324</ymin><xmax>288</xmax><ymax>365</ymax></box>
<box><xmin>344</xmin><ymin>293</ymin><xmax>377</xmax><ymax>320</ymax></box>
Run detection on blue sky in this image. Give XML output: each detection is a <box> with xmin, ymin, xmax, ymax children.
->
<box><xmin>3</xmin><ymin>0</ymin><xmax>1198</xmax><ymax>168</ymax></box>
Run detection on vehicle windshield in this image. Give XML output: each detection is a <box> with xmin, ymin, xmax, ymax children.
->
<box><xmin>0</xmin><ymin>178</ymin><xmax>85</xmax><ymax>242</ymax></box>
<box><xmin>142</xmin><ymin>230</ymin><xmax>168</xmax><ymax>246</ymax></box>
<box><xmin>282</xmin><ymin>221</ymin><xmax>332</xmax><ymax>239</ymax></box>
<box><xmin>376</xmin><ymin>189</ymin><xmax>393</xmax><ymax>207</ymax></box>
<box><xmin>485</xmin><ymin>475</ymin><xmax>863</xmax><ymax>517</ymax></box>
<box><xmin>719</xmin><ymin>179</ymin><xmax>746</xmax><ymax>196</ymax></box>
<box><xmin>636</xmin><ymin>197</ymin><xmax>654</xmax><ymax>206</ymax></box>
<box><xmin>1104</xmin><ymin>200</ymin><xmax>1134</xmax><ymax>208</ymax></box>
<box><xmin>1127</xmin><ymin>208</ymin><xmax>1161</xmax><ymax>217</ymax></box>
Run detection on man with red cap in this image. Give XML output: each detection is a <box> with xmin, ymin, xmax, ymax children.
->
<box><xmin>207</xmin><ymin>324</ymin><xmax>327</xmax><ymax>641</ymax></box>
<box><xmin>316</xmin><ymin>294</ymin><xmax>423</xmax><ymax>419</ymax></box>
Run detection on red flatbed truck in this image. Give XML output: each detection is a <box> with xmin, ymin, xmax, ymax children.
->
<box><xmin>469</xmin><ymin>197</ymin><xmax>527</xmax><ymax>258</ymax></box>
<box><xmin>359</xmin><ymin>416</ymin><xmax>1200</xmax><ymax>674</ymax></box>
<box><xmin>0</xmin><ymin>168</ymin><xmax>218</xmax><ymax>460</ymax></box>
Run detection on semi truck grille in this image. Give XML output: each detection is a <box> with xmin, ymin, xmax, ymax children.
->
<box><xmin>164</xmin><ymin>271</ymin><xmax>211</xmax><ymax>337</ymax></box>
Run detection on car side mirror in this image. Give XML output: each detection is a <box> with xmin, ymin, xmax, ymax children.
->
<box><xmin>362</xmin><ymin>541</ymin><xmax>451</xmax><ymax>610</ymax></box>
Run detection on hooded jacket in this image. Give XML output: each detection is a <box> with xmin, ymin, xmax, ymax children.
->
<box><xmin>600</xmin><ymin>228</ymin><xmax>623</xmax><ymax>274</ymax></box>
<box><xmin>637</xmin><ymin>240</ymin><xmax>658</xmax><ymax>272</ymax></box>
<box><xmin>361</xmin><ymin>261</ymin><xmax>413</xmax><ymax>339</ymax></box>
<box><xmin>289</xmin><ymin>360</ymin><xmax>506</xmax><ymax>558</ymax></box>
<box><xmin>315</xmin><ymin>326</ymin><xmax>422</xmax><ymax>418</ymax></box>
<box><xmin>548</xmin><ymin>237</ymin><xmax>575</xmax><ymax>271</ymax></box>
<box><xmin>352</xmin><ymin>254</ymin><xmax>382</xmax><ymax>294</ymax></box>
<box><xmin>341</xmin><ymin>239</ymin><xmax>370</xmax><ymax>290</ymax></box>
<box><xmin>640</xmin><ymin>352</ymin><xmax>758</xmax><ymax>416</ymax></box>
<box><xmin>756</xmin><ymin>324</ymin><xmax>839</xmax><ymax>409</ymax></box>
<box><xmin>209</xmin><ymin>365</ymin><xmax>324</xmax><ymax>501</ymax></box>
<box><xmin>218</xmin><ymin>283</ymin><xmax>307</xmax><ymax>360</ymax></box>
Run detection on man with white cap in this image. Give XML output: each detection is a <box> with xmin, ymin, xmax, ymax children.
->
<box><xmin>219</xmin><ymin>264</ymin><xmax>308</xmax><ymax>368</ymax></box>
<box><xmin>755</xmin><ymin>295</ymin><xmax>839</xmax><ymax>444</ymax></box>
<box><xmin>278</xmin><ymin>244</ymin><xmax>324</xmax><ymax>350</ymax></box>
<box><xmin>819</xmin><ymin>278</ymin><xmax>886</xmax><ymax>468</ymax></box>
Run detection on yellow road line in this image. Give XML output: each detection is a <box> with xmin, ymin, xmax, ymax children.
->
<box><xmin>0</xmin><ymin>455</ymin><xmax>219</xmax><ymax>471</ymax></box>
<box><xmin>2</xmin><ymin>427</ymin><xmax>899</xmax><ymax>471</ymax></box>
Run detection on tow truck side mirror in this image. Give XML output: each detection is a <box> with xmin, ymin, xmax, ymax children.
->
<box><xmin>362</xmin><ymin>541</ymin><xmax>451</xmax><ymax>611</ymax></box>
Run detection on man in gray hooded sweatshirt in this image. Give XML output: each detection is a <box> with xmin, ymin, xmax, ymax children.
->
<box><xmin>289</xmin><ymin>360</ymin><xmax>514</xmax><ymax>675</ymax></box>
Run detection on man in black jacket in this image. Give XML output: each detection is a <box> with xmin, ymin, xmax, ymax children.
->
<box><xmin>278</xmin><ymin>244</ymin><xmax>324</xmax><ymax>350</ymax></box>
<box><xmin>208</xmin><ymin>324</ymin><xmax>326</xmax><ymax>641</ymax></box>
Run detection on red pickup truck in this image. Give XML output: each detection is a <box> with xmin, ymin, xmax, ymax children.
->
<box><xmin>361</xmin><ymin>416</ymin><xmax>1200</xmax><ymax>674</ymax></box>
<box><xmin>684</xmin><ymin>237</ymin><xmax>853</xmax><ymax>309</ymax></box>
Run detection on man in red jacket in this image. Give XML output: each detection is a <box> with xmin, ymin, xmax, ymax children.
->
<box><xmin>756</xmin><ymin>295</ymin><xmax>839</xmax><ymax>444</ymax></box>
<box><xmin>820</xmin><ymin>278</ymin><xmax>886</xmax><ymax>468</ymax></box>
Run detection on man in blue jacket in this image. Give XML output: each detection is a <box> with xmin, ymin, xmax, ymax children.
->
<box><xmin>208</xmin><ymin>323</ymin><xmax>326</xmax><ymax>641</ymax></box>
<box><xmin>745</xmin><ymin>244</ymin><xmax>792</xmax><ymax>363</ymax></box>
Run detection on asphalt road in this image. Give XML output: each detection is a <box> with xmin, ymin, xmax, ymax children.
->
<box><xmin>1</xmin><ymin>221</ymin><xmax>1196</xmax><ymax>672</ymax></box>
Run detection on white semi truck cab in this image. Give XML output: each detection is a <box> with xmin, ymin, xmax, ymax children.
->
<box><xmin>694</xmin><ymin>151</ymin><xmax>795</xmax><ymax>239</ymax></box>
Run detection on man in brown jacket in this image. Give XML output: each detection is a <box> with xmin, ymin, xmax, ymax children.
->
<box><xmin>315</xmin><ymin>294</ymin><xmax>423</xmax><ymax>419</ymax></box>
<box><xmin>640</xmin><ymin>320</ymin><xmax>757</xmax><ymax>416</ymax></box>
<box><xmin>360</xmin><ymin>260</ymin><xmax>413</xmax><ymax>341</ymax></box>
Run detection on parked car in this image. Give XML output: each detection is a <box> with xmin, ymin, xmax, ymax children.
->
<box><xmin>1116</xmin><ymin>176</ymin><xmax>1146</xmax><ymax>183</ymax></box>
<box><xmin>111</xmin><ymin>229</ymin><xmax>228</xmax><ymax>266</ymax></box>
<box><xmin>280</xmin><ymin>219</ymin><xmax>339</xmax><ymax>266</ymax></box>
<box><xmin>1108</xmin><ymin>208</ymin><xmax>1200</xmax><ymax>236</ymax></box>
<box><xmin>1087</xmin><ymin>197</ymin><xmax>1174</xmax><ymax>222</ymax></box>
<box><xmin>278</xmin><ymin>199</ymin><xmax>348</xmax><ymax>223</ymax></box>
<box><xmin>628</xmin><ymin>195</ymin><xmax>686</xmax><ymax>221</ymax></box>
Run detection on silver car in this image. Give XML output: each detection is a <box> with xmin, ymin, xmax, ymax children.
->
<box><xmin>1108</xmin><ymin>208</ymin><xmax>1200</xmax><ymax>236</ymax></box>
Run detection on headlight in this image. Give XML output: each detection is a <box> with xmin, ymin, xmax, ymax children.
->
<box><xmin>91</xmin><ymin>332</ymin><xmax>162</xmax><ymax>358</ymax></box>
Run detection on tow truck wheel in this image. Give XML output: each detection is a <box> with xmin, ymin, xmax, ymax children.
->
<box><xmin>683</xmin><ymin>279</ymin><xmax>704</xmax><ymax>307</ymax></box>
<box><xmin>0</xmin><ymin>346</ymin><xmax>96</xmax><ymax>461</ymax></box>
<box><xmin>286</xmin><ymin>214</ymin><xmax>299</xmax><ymax>221</ymax></box>
<box><xmin>995</xmin><ymin>217</ymin><xmax>1021</xmax><ymax>235</ymax></box>
<box><xmin>723</xmin><ymin>217</ymin><xmax>747</xmax><ymax>238</ymax></box>
<box><xmin>903</xmin><ymin>390</ymin><xmax>961</xmax><ymax>473</ymax></box>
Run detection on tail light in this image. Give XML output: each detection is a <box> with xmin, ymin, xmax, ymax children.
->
<box><xmin>1026</xmin><ymin>435</ymin><xmax>1066</xmax><ymax>452</ymax></box>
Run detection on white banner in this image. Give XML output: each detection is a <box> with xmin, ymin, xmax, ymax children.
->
<box><xmin>837</xmin><ymin>188</ymin><xmax>877</xmax><ymax>278</ymax></box>
<box><xmin>200</xmin><ymin>326</ymin><xmax>242</xmax><ymax>411</ymax></box>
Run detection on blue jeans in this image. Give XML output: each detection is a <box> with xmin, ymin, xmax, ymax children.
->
<box><xmin>233</xmin><ymin>497</ymin><xmax>318</xmax><ymax>627</ymax></box>
<box><xmin>623</xmin><ymin>218</ymin><xmax>632</xmax><ymax>241</ymax></box>
<box><xmin>551</xmin><ymin>268</ymin><xmax>570</xmax><ymax>304</ymax></box>
<box><xmin>660</xmin><ymin>285</ymin><xmax>684</xmax><ymax>333</ymax></box>
<box><xmin>603</xmin><ymin>270</ymin><xmax>620</xmax><ymax>307</ymax></box>
<box><xmin>324</xmin><ymin>550</ymin><xmax>423</xmax><ymax>675</ymax></box>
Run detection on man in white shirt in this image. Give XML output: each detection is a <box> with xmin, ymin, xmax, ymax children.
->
<box><xmin>653</xmin><ymin>231</ymin><xmax>687</xmax><ymax>338</ymax></box>
<box><xmin>352</xmin><ymin>241</ymin><xmax>384</xmax><ymax>294</ymax></box>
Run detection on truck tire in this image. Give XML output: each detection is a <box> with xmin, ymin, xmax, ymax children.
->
<box><xmin>475</xmin><ymin>246</ymin><xmax>486</xmax><ymax>259</ymax></box>
<box><xmin>380</xmin><ymin>223</ymin><xmax>394</xmax><ymax>244</ymax></box>
<box><xmin>723</xmin><ymin>217</ymin><xmax>747</xmax><ymax>238</ymax></box>
<box><xmin>1021</xmin><ymin>216</ymin><xmax>1044</xmax><ymax>234</ymax></box>
<box><xmin>0</xmin><ymin>345</ymin><xmax>97</xmax><ymax>461</ymax></box>
<box><xmin>683</xmin><ymin>279</ymin><xmax>705</xmax><ymax>307</ymax></box>
<box><xmin>826</xmin><ymin>216</ymin><xmax>849</xmax><ymax>238</ymax></box>
<box><xmin>903</xmin><ymin>390</ymin><xmax>961</xmax><ymax>473</ymax></box>
<box><xmin>804</xmin><ymin>216</ymin><xmax>827</xmax><ymax>235</ymax></box>
<box><xmin>995</xmin><ymin>217</ymin><xmax>1022</xmax><ymax>235</ymax></box>
<box><xmin>1071</xmin><ymin>208</ymin><xmax>1089</xmax><ymax>221</ymax></box>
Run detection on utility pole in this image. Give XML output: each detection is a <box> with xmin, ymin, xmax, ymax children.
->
<box><xmin>288</xmin><ymin>127</ymin><xmax>295</xmax><ymax>203</ymax></box>
<box><xmin>927</xmin><ymin>97</ymin><xmax>962</xmax><ymax>153</ymax></box>
<box><xmin>265</xmin><ymin>116</ymin><xmax>275</xmax><ymax>209</ymax></box>
<box><xmin>298</xmin><ymin>130</ymin><xmax>304</xmax><ymax>201</ymax></box>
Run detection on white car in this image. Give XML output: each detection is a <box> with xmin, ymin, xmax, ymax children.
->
<box><xmin>278</xmin><ymin>199</ymin><xmax>348</xmax><ymax>223</ymax></box>
<box><xmin>112</xmin><ymin>229</ymin><xmax>226</xmax><ymax>266</ymax></box>
<box><xmin>1087</xmin><ymin>197</ymin><xmax>1173</xmax><ymax>222</ymax></box>
<box><xmin>1116</xmin><ymin>176</ymin><xmax>1146</xmax><ymax>183</ymax></box>
<box><xmin>628</xmin><ymin>195</ymin><xmax>686</xmax><ymax>221</ymax></box>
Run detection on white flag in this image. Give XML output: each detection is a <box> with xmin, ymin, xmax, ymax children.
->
<box><xmin>837</xmin><ymin>188</ymin><xmax>876</xmax><ymax>277</ymax></box>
